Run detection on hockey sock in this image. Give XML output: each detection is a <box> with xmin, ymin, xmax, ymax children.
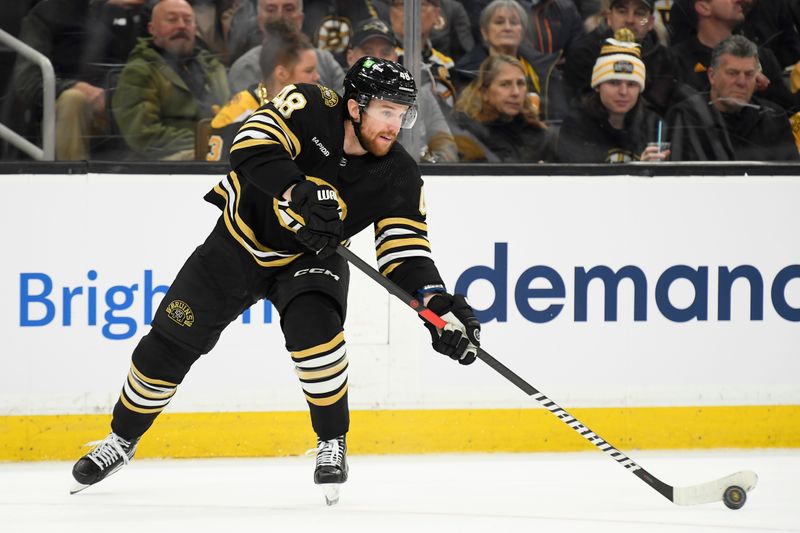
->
<box><xmin>282</xmin><ymin>293</ymin><xmax>349</xmax><ymax>439</ymax></box>
<box><xmin>111</xmin><ymin>329</ymin><xmax>199</xmax><ymax>440</ymax></box>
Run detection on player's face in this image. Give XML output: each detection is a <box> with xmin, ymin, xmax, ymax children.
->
<box><xmin>149</xmin><ymin>0</ymin><xmax>196</xmax><ymax>57</ymax></box>
<box><xmin>597</xmin><ymin>79</ymin><xmax>641</xmax><ymax>116</ymax></box>
<box><xmin>482</xmin><ymin>63</ymin><xmax>527</xmax><ymax>118</ymax></box>
<box><xmin>605</xmin><ymin>0</ymin><xmax>654</xmax><ymax>41</ymax></box>
<box><xmin>708</xmin><ymin>53</ymin><xmax>758</xmax><ymax>110</ymax></box>
<box><xmin>481</xmin><ymin>7</ymin><xmax>524</xmax><ymax>54</ymax></box>
<box><xmin>258</xmin><ymin>0</ymin><xmax>304</xmax><ymax>32</ymax></box>
<box><xmin>288</xmin><ymin>49</ymin><xmax>320</xmax><ymax>85</ymax></box>
<box><xmin>358</xmin><ymin>100</ymin><xmax>409</xmax><ymax>156</ymax></box>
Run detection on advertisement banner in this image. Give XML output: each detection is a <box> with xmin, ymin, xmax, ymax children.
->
<box><xmin>2</xmin><ymin>173</ymin><xmax>798</xmax><ymax>415</ymax></box>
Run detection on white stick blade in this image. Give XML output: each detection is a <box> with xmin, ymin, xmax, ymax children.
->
<box><xmin>673</xmin><ymin>470</ymin><xmax>758</xmax><ymax>506</ymax></box>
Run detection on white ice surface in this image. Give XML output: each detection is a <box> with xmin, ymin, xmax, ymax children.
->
<box><xmin>1</xmin><ymin>450</ymin><xmax>798</xmax><ymax>532</ymax></box>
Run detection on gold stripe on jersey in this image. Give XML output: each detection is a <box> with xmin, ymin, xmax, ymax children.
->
<box><xmin>230</xmin><ymin>107</ymin><xmax>301</xmax><ymax>159</ymax></box>
<box><xmin>374</xmin><ymin>217</ymin><xmax>433</xmax><ymax>276</ymax></box>
<box><xmin>290</xmin><ymin>332</ymin><xmax>349</xmax><ymax>408</ymax></box>
<box><xmin>376</xmin><ymin>237</ymin><xmax>432</xmax><ymax>257</ymax></box>
<box><xmin>263</xmin><ymin>109</ymin><xmax>301</xmax><ymax>155</ymax></box>
<box><xmin>229</xmin><ymin>138</ymin><xmax>281</xmax><ymax>153</ymax></box>
<box><xmin>215</xmin><ymin>172</ymin><xmax>302</xmax><ymax>268</ymax></box>
<box><xmin>375</xmin><ymin>217</ymin><xmax>428</xmax><ymax>234</ymax></box>
<box><xmin>241</xmin><ymin>121</ymin><xmax>293</xmax><ymax>154</ymax></box>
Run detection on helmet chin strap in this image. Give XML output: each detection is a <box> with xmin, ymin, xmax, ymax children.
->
<box><xmin>349</xmin><ymin>99</ymin><xmax>369</xmax><ymax>151</ymax></box>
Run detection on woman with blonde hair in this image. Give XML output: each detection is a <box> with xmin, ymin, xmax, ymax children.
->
<box><xmin>451</xmin><ymin>54</ymin><xmax>553</xmax><ymax>162</ymax></box>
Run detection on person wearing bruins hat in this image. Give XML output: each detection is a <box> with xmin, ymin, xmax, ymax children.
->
<box><xmin>556</xmin><ymin>30</ymin><xmax>668</xmax><ymax>163</ymax></box>
<box><xmin>564</xmin><ymin>0</ymin><xmax>679</xmax><ymax>115</ymax></box>
<box><xmin>347</xmin><ymin>17</ymin><xmax>458</xmax><ymax>162</ymax></box>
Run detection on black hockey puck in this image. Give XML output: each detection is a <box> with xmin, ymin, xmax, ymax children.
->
<box><xmin>723</xmin><ymin>485</ymin><xmax>746</xmax><ymax>510</ymax></box>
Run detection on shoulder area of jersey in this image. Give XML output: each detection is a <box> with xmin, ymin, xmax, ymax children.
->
<box><xmin>282</xmin><ymin>82</ymin><xmax>343</xmax><ymax>109</ymax></box>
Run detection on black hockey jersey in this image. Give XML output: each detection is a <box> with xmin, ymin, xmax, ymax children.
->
<box><xmin>204</xmin><ymin>83</ymin><xmax>445</xmax><ymax>295</ymax></box>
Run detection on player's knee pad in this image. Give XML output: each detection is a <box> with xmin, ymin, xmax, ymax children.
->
<box><xmin>282</xmin><ymin>293</ymin><xmax>348</xmax><ymax>409</ymax></box>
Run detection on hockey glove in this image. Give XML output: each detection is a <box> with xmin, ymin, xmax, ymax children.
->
<box><xmin>424</xmin><ymin>293</ymin><xmax>481</xmax><ymax>365</ymax></box>
<box><xmin>290</xmin><ymin>180</ymin><xmax>343</xmax><ymax>259</ymax></box>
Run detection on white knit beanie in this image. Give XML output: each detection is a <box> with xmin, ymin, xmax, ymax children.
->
<box><xmin>590</xmin><ymin>31</ymin><xmax>646</xmax><ymax>91</ymax></box>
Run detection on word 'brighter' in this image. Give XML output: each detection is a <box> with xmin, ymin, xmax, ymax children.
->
<box><xmin>19</xmin><ymin>270</ymin><xmax>273</xmax><ymax>340</ymax></box>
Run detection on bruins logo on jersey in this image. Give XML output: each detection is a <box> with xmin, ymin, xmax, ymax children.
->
<box><xmin>319</xmin><ymin>85</ymin><xmax>339</xmax><ymax>108</ymax></box>
<box><xmin>165</xmin><ymin>300</ymin><xmax>195</xmax><ymax>327</ymax></box>
<box><xmin>316</xmin><ymin>16</ymin><xmax>352</xmax><ymax>54</ymax></box>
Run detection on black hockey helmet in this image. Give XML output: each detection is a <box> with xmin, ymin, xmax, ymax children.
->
<box><xmin>343</xmin><ymin>56</ymin><xmax>418</xmax><ymax>129</ymax></box>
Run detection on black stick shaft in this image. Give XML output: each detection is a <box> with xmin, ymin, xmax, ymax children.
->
<box><xmin>336</xmin><ymin>245</ymin><xmax>674</xmax><ymax>503</ymax></box>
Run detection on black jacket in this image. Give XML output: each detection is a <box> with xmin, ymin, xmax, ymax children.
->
<box><xmin>556</xmin><ymin>95</ymin><xmax>663</xmax><ymax>163</ymax></box>
<box><xmin>669</xmin><ymin>0</ymin><xmax>800</xmax><ymax>68</ymax></box>
<box><xmin>564</xmin><ymin>26</ymin><xmax>679</xmax><ymax>115</ymax></box>
<box><xmin>452</xmin><ymin>111</ymin><xmax>554</xmax><ymax>163</ymax></box>
<box><xmin>666</xmin><ymin>92</ymin><xmax>799</xmax><ymax>161</ymax></box>
<box><xmin>669</xmin><ymin>36</ymin><xmax>800</xmax><ymax>113</ymax></box>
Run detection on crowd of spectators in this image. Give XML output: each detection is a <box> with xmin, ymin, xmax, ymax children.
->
<box><xmin>3</xmin><ymin>0</ymin><xmax>800</xmax><ymax>163</ymax></box>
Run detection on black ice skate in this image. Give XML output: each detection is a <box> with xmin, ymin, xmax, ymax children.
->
<box><xmin>70</xmin><ymin>432</ymin><xmax>139</xmax><ymax>494</ymax></box>
<box><xmin>313</xmin><ymin>435</ymin><xmax>348</xmax><ymax>505</ymax></box>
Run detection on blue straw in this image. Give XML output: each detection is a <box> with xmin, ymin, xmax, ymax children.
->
<box><xmin>657</xmin><ymin>120</ymin><xmax>663</xmax><ymax>145</ymax></box>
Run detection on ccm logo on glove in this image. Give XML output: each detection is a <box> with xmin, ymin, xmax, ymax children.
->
<box><xmin>423</xmin><ymin>293</ymin><xmax>481</xmax><ymax>365</ymax></box>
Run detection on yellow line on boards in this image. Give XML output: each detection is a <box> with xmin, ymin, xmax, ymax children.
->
<box><xmin>1</xmin><ymin>405</ymin><xmax>798</xmax><ymax>461</ymax></box>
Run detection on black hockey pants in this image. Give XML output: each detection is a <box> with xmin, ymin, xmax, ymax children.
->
<box><xmin>110</xmin><ymin>217</ymin><xmax>351</xmax><ymax>442</ymax></box>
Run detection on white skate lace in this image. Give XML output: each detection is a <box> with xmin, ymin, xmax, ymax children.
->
<box><xmin>85</xmin><ymin>433</ymin><xmax>132</xmax><ymax>470</ymax></box>
<box><xmin>312</xmin><ymin>437</ymin><xmax>345</xmax><ymax>468</ymax></box>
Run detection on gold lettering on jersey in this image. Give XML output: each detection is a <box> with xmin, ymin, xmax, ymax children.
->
<box><xmin>419</xmin><ymin>185</ymin><xmax>427</xmax><ymax>216</ymax></box>
<box><xmin>319</xmin><ymin>85</ymin><xmax>339</xmax><ymax>107</ymax></box>
<box><xmin>165</xmin><ymin>300</ymin><xmax>195</xmax><ymax>327</ymax></box>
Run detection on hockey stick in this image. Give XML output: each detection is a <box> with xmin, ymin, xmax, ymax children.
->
<box><xmin>336</xmin><ymin>244</ymin><xmax>758</xmax><ymax>508</ymax></box>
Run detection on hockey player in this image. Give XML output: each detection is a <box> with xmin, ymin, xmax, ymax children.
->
<box><xmin>70</xmin><ymin>56</ymin><xmax>481</xmax><ymax>505</ymax></box>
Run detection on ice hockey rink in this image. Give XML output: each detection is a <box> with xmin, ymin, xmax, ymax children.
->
<box><xmin>2</xmin><ymin>449</ymin><xmax>798</xmax><ymax>533</ymax></box>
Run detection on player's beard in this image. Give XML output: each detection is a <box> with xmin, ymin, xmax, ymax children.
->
<box><xmin>358</xmin><ymin>127</ymin><xmax>397</xmax><ymax>157</ymax></box>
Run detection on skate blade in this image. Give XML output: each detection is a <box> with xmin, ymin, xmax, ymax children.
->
<box><xmin>319</xmin><ymin>483</ymin><xmax>341</xmax><ymax>506</ymax></box>
<box><xmin>70</xmin><ymin>481</ymin><xmax>90</xmax><ymax>495</ymax></box>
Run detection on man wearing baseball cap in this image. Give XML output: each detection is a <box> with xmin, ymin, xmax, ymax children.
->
<box><xmin>347</xmin><ymin>17</ymin><xmax>458</xmax><ymax>163</ymax></box>
<box><xmin>564</xmin><ymin>0</ymin><xmax>679</xmax><ymax>114</ymax></box>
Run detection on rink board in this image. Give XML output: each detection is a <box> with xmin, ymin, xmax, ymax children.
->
<box><xmin>1</xmin><ymin>173</ymin><xmax>798</xmax><ymax>459</ymax></box>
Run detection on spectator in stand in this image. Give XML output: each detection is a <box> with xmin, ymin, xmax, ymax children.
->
<box><xmin>206</xmin><ymin>18</ymin><xmax>319</xmax><ymax>162</ymax></box>
<box><xmin>454</xmin><ymin>1</ymin><xmax>543</xmax><ymax>104</ymax></box>
<box><xmin>453</xmin><ymin>0</ymin><xmax>566</xmax><ymax>118</ymax></box>
<box><xmin>575</xmin><ymin>0</ymin><xmax>603</xmax><ymax>19</ymax></box>
<box><xmin>429</xmin><ymin>0</ymin><xmax>476</xmax><ymax>60</ymax></box>
<box><xmin>523</xmin><ymin>0</ymin><xmax>584</xmax><ymax>56</ymax></box>
<box><xmin>300</xmin><ymin>0</ymin><xmax>390</xmax><ymax>67</ymax></box>
<box><xmin>190</xmin><ymin>0</ymin><xmax>253</xmax><ymax>66</ymax></box>
<box><xmin>669</xmin><ymin>0</ymin><xmax>800</xmax><ymax>68</ymax></box>
<box><xmin>667</xmin><ymin>35</ymin><xmax>799</xmax><ymax>160</ymax></box>
<box><xmin>556</xmin><ymin>35</ymin><xmax>668</xmax><ymax>162</ymax></box>
<box><xmin>346</xmin><ymin>18</ymin><xmax>458</xmax><ymax>162</ymax></box>
<box><xmin>564</xmin><ymin>0</ymin><xmax>679</xmax><ymax>115</ymax></box>
<box><xmin>228</xmin><ymin>0</ymin><xmax>344</xmax><ymax>94</ymax></box>
<box><xmin>83</xmin><ymin>0</ymin><xmax>151</xmax><ymax>73</ymax></box>
<box><xmin>669</xmin><ymin>0</ymin><xmax>799</xmax><ymax>112</ymax></box>
<box><xmin>10</xmin><ymin>0</ymin><xmax>151</xmax><ymax>160</ymax></box>
<box><xmin>389</xmin><ymin>0</ymin><xmax>458</xmax><ymax>107</ymax></box>
<box><xmin>112</xmin><ymin>0</ymin><xmax>229</xmax><ymax>160</ymax></box>
<box><xmin>451</xmin><ymin>54</ymin><xmax>554</xmax><ymax>162</ymax></box>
